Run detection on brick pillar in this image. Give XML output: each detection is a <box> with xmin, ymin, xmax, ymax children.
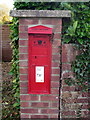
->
<box><xmin>10</xmin><ymin>10</ymin><xmax>71</xmax><ymax>119</ymax></box>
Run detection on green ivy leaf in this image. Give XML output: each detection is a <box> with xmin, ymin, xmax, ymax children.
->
<box><xmin>73</xmin><ymin>21</ymin><xmax>78</xmax><ymax>33</ymax></box>
<box><xmin>78</xmin><ymin>38</ymin><xmax>83</xmax><ymax>44</ymax></box>
<box><xmin>13</xmin><ymin>102</ymin><xmax>20</xmax><ymax>108</ymax></box>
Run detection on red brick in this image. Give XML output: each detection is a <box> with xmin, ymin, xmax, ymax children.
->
<box><xmin>52</xmin><ymin>47</ymin><xmax>60</xmax><ymax>53</ymax></box>
<box><xmin>54</xmin><ymin>25</ymin><xmax>62</xmax><ymax>33</ymax></box>
<box><xmin>20</xmin><ymin>74</ymin><xmax>28</xmax><ymax>81</ymax></box>
<box><xmin>51</xmin><ymin>76</ymin><xmax>60</xmax><ymax>81</ymax></box>
<box><xmin>19</xmin><ymin>25</ymin><xmax>28</xmax><ymax>33</ymax></box>
<box><xmin>20</xmin><ymin>95</ymin><xmax>39</xmax><ymax>101</ymax></box>
<box><xmin>62</xmin><ymin>71</ymin><xmax>74</xmax><ymax>78</ymax></box>
<box><xmin>51</xmin><ymin>68</ymin><xmax>60</xmax><ymax>74</ymax></box>
<box><xmin>81</xmin><ymin>111</ymin><xmax>89</xmax><ymax>117</ymax></box>
<box><xmin>54</xmin><ymin>33</ymin><xmax>61</xmax><ymax>39</ymax></box>
<box><xmin>20</xmin><ymin>102</ymin><xmax>29</xmax><ymax>107</ymax></box>
<box><xmin>53</xmin><ymin>40</ymin><xmax>61</xmax><ymax>46</ymax></box>
<box><xmin>21</xmin><ymin>109</ymin><xmax>38</xmax><ymax>113</ymax></box>
<box><xmin>20</xmin><ymin>68</ymin><xmax>28</xmax><ymax>74</ymax></box>
<box><xmin>77</xmin><ymin>98</ymin><xmax>88</xmax><ymax>103</ymax></box>
<box><xmin>19</xmin><ymin>18</ymin><xmax>38</xmax><ymax>25</ymax></box>
<box><xmin>19</xmin><ymin>61</ymin><xmax>28</xmax><ymax>67</ymax></box>
<box><xmin>51</xmin><ymin>88</ymin><xmax>59</xmax><ymax>94</ymax></box>
<box><xmin>88</xmin><ymin>92</ymin><xmax>90</xmax><ymax>97</ymax></box>
<box><xmin>21</xmin><ymin>114</ymin><xmax>29</xmax><ymax>118</ymax></box>
<box><xmin>65</xmin><ymin>98</ymin><xmax>88</xmax><ymax>104</ymax></box>
<box><xmin>41</xmin><ymin>109</ymin><xmax>58</xmax><ymax>114</ymax></box>
<box><xmin>82</xmin><ymin>92</ymin><xmax>88</xmax><ymax>97</ymax></box>
<box><xmin>49</xmin><ymin>114</ymin><xmax>58</xmax><ymax>118</ymax></box>
<box><xmin>42</xmin><ymin>18</ymin><xmax>62</xmax><ymax>25</ymax></box>
<box><xmin>20</xmin><ymin>88</ymin><xmax>28</xmax><ymax>94</ymax></box>
<box><xmin>52</xmin><ymin>54</ymin><xmax>60</xmax><ymax>60</ymax></box>
<box><xmin>31</xmin><ymin>115</ymin><xmax>48</xmax><ymax>118</ymax></box>
<box><xmin>50</xmin><ymin>102</ymin><xmax>58</xmax><ymax>108</ymax></box>
<box><xmin>51</xmin><ymin>81</ymin><xmax>59</xmax><ymax>88</ymax></box>
<box><xmin>52</xmin><ymin>61</ymin><xmax>60</xmax><ymax>67</ymax></box>
<box><xmin>19</xmin><ymin>47</ymin><xmax>28</xmax><ymax>53</ymax></box>
<box><xmin>41</xmin><ymin>95</ymin><xmax>58</xmax><ymax>101</ymax></box>
<box><xmin>62</xmin><ymin>86</ymin><xmax>75</xmax><ymax>91</ymax></box>
<box><xmin>62</xmin><ymin>111</ymin><xmax>75</xmax><ymax>116</ymax></box>
<box><xmin>19</xmin><ymin>54</ymin><xmax>28</xmax><ymax>60</ymax></box>
<box><xmin>19</xmin><ymin>40</ymin><xmax>28</xmax><ymax>46</ymax></box>
<box><xmin>20</xmin><ymin>82</ymin><xmax>28</xmax><ymax>88</ymax></box>
<box><xmin>41</xmin><ymin>18</ymin><xmax>56</xmax><ymax>25</ymax></box>
<box><xmin>19</xmin><ymin>33</ymin><xmax>28</xmax><ymax>39</ymax></box>
<box><xmin>31</xmin><ymin>102</ymin><xmax>49</xmax><ymax>108</ymax></box>
<box><xmin>82</xmin><ymin>104</ymin><xmax>88</xmax><ymax>109</ymax></box>
<box><xmin>62</xmin><ymin>63</ymin><xmax>71</xmax><ymax>71</ymax></box>
<box><xmin>62</xmin><ymin>44</ymin><xmax>76</xmax><ymax>63</ymax></box>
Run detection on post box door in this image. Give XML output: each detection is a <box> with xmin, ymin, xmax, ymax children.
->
<box><xmin>28</xmin><ymin>25</ymin><xmax>52</xmax><ymax>94</ymax></box>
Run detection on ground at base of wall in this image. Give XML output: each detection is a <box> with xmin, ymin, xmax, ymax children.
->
<box><xmin>2</xmin><ymin>62</ymin><xmax>20</xmax><ymax>120</ymax></box>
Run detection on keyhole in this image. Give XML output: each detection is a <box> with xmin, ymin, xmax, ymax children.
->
<box><xmin>38</xmin><ymin>40</ymin><xmax>42</xmax><ymax>45</ymax></box>
<box><xmin>35</xmin><ymin>56</ymin><xmax>37</xmax><ymax>59</ymax></box>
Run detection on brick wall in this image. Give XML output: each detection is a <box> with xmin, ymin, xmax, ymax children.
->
<box><xmin>19</xmin><ymin>18</ymin><xmax>62</xmax><ymax>119</ymax></box>
<box><xmin>2</xmin><ymin>24</ymin><xmax>12</xmax><ymax>61</ymax></box>
<box><xmin>61</xmin><ymin>44</ymin><xmax>89</xmax><ymax>119</ymax></box>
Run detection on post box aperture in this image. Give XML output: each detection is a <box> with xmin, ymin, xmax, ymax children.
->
<box><xmin>28</xmin><ymin>25</ymin><xmax>52</xmax><ymax>94</ymax></box>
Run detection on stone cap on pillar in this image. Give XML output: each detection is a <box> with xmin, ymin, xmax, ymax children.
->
<box><xmin>10</xmin><ymin>10</ymin><xmax>71</xmax><ymax>18</ymax></box>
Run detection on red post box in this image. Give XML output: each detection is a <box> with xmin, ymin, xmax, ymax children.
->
<box><xmin>28</xmin><ymin>25</ymin><xmax>53</xmax><ymax>94</ymax></box>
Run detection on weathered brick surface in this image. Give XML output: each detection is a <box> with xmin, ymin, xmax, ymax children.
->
<box><xmin>20</xmin><ymin>68</ymin><xmax>28</xmax><ymax>74</ymax></box>
<box><xmin>20</xmin><ymin>95</ymin><xmax>39</xmax><ymax>101</ymax></box>
<box><xmin>19</xmin><ymin>54</ymin><xmax>28</xmax><ymax>60</ymax></box>
<box><xmin>20</xmin><ymin>81</ymin><xmax>28</xmax><ymax>88</ymax></box>
<box><xmin>20</xmin><ymin>74</ymin><xmax>28</xmax><ymax>81</ymax></box>
<box><xmin>31</xmin><ymin>115</ymin><xmax>48</xmax><ymax>118</ymax></box>
<box><xmin>19</xmin><ymin>25</ymin><xmax>28</xmax><ymax>33</ymax></box>
<box><xmin>19</xmin><ymin>60</ymin><xmax>28</xmax><ymax>67</ymax></box>
<box><xmin>19</xmin><ymin>47</ymin><xmax>28</xmax><ymax>53</ymax></box>
<box><xmin>21</xmin><ymin>114</ymin><xmax>29</xmax><ymax>118</ymax></box>
<box><xmin>19</xmin><ymin>18</ymin><xmax>38</xmax><ymax>25</ymax></box>
<box><xmin>19</xmin><ymin>33</ymin><xmax>28</xmax><ymax>39</ymax></box>
<box><xmin>41</xmin><ymin>18</ymin><xmax>62</xmax><ymax>26</ymax></box>
<box><xmin>20</xmin><ymin>88</ymin><xmax>28</xmax><ymax>94</ymax></box>
<box><xmin>20</xmin><ymin>102</ymin><xmax>29</xmax><ymax>107</ymax></box>
<box><xmin>31</xmin><ymin>102</ymin><xmax>49</xmax><ymax>108</ymax></box>
<box><xmin>19</xmin><ymin>40</ymin><xmax>28</xmax><ymax>46</ymax></box>
<box><xmin>62</xmin><ymin>44</ymin><xmax>77</xmax><ymax>63</ymax></box>
<box><xmin>61</xmin><ymin>44</ymin><xmax>89</xmax><ymax>118</ymax></box>
<box><xmin>41</xmin><ymin>109</ymin><xmax>58</xmax><ymax>114</ymax></box>
<box><xmin>21</xmin><ymin>109</ymin><xmax>38</xmax><ymax>113</ymax></box>
<box><xmin>51</xmin><ymin>88</ymin><xmax>59</xmax><ymax>94</ymax></box>
<box><xmin>40</xmin><ymin>95</ymin><xmax>59</xmax><ymax>102</ymax></box>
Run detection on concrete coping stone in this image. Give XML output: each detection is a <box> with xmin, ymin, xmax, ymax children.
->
<box><xmin>10</xmin><ymin>10</ymin><xmax>71</xmax><ymax>18</ymax></box>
